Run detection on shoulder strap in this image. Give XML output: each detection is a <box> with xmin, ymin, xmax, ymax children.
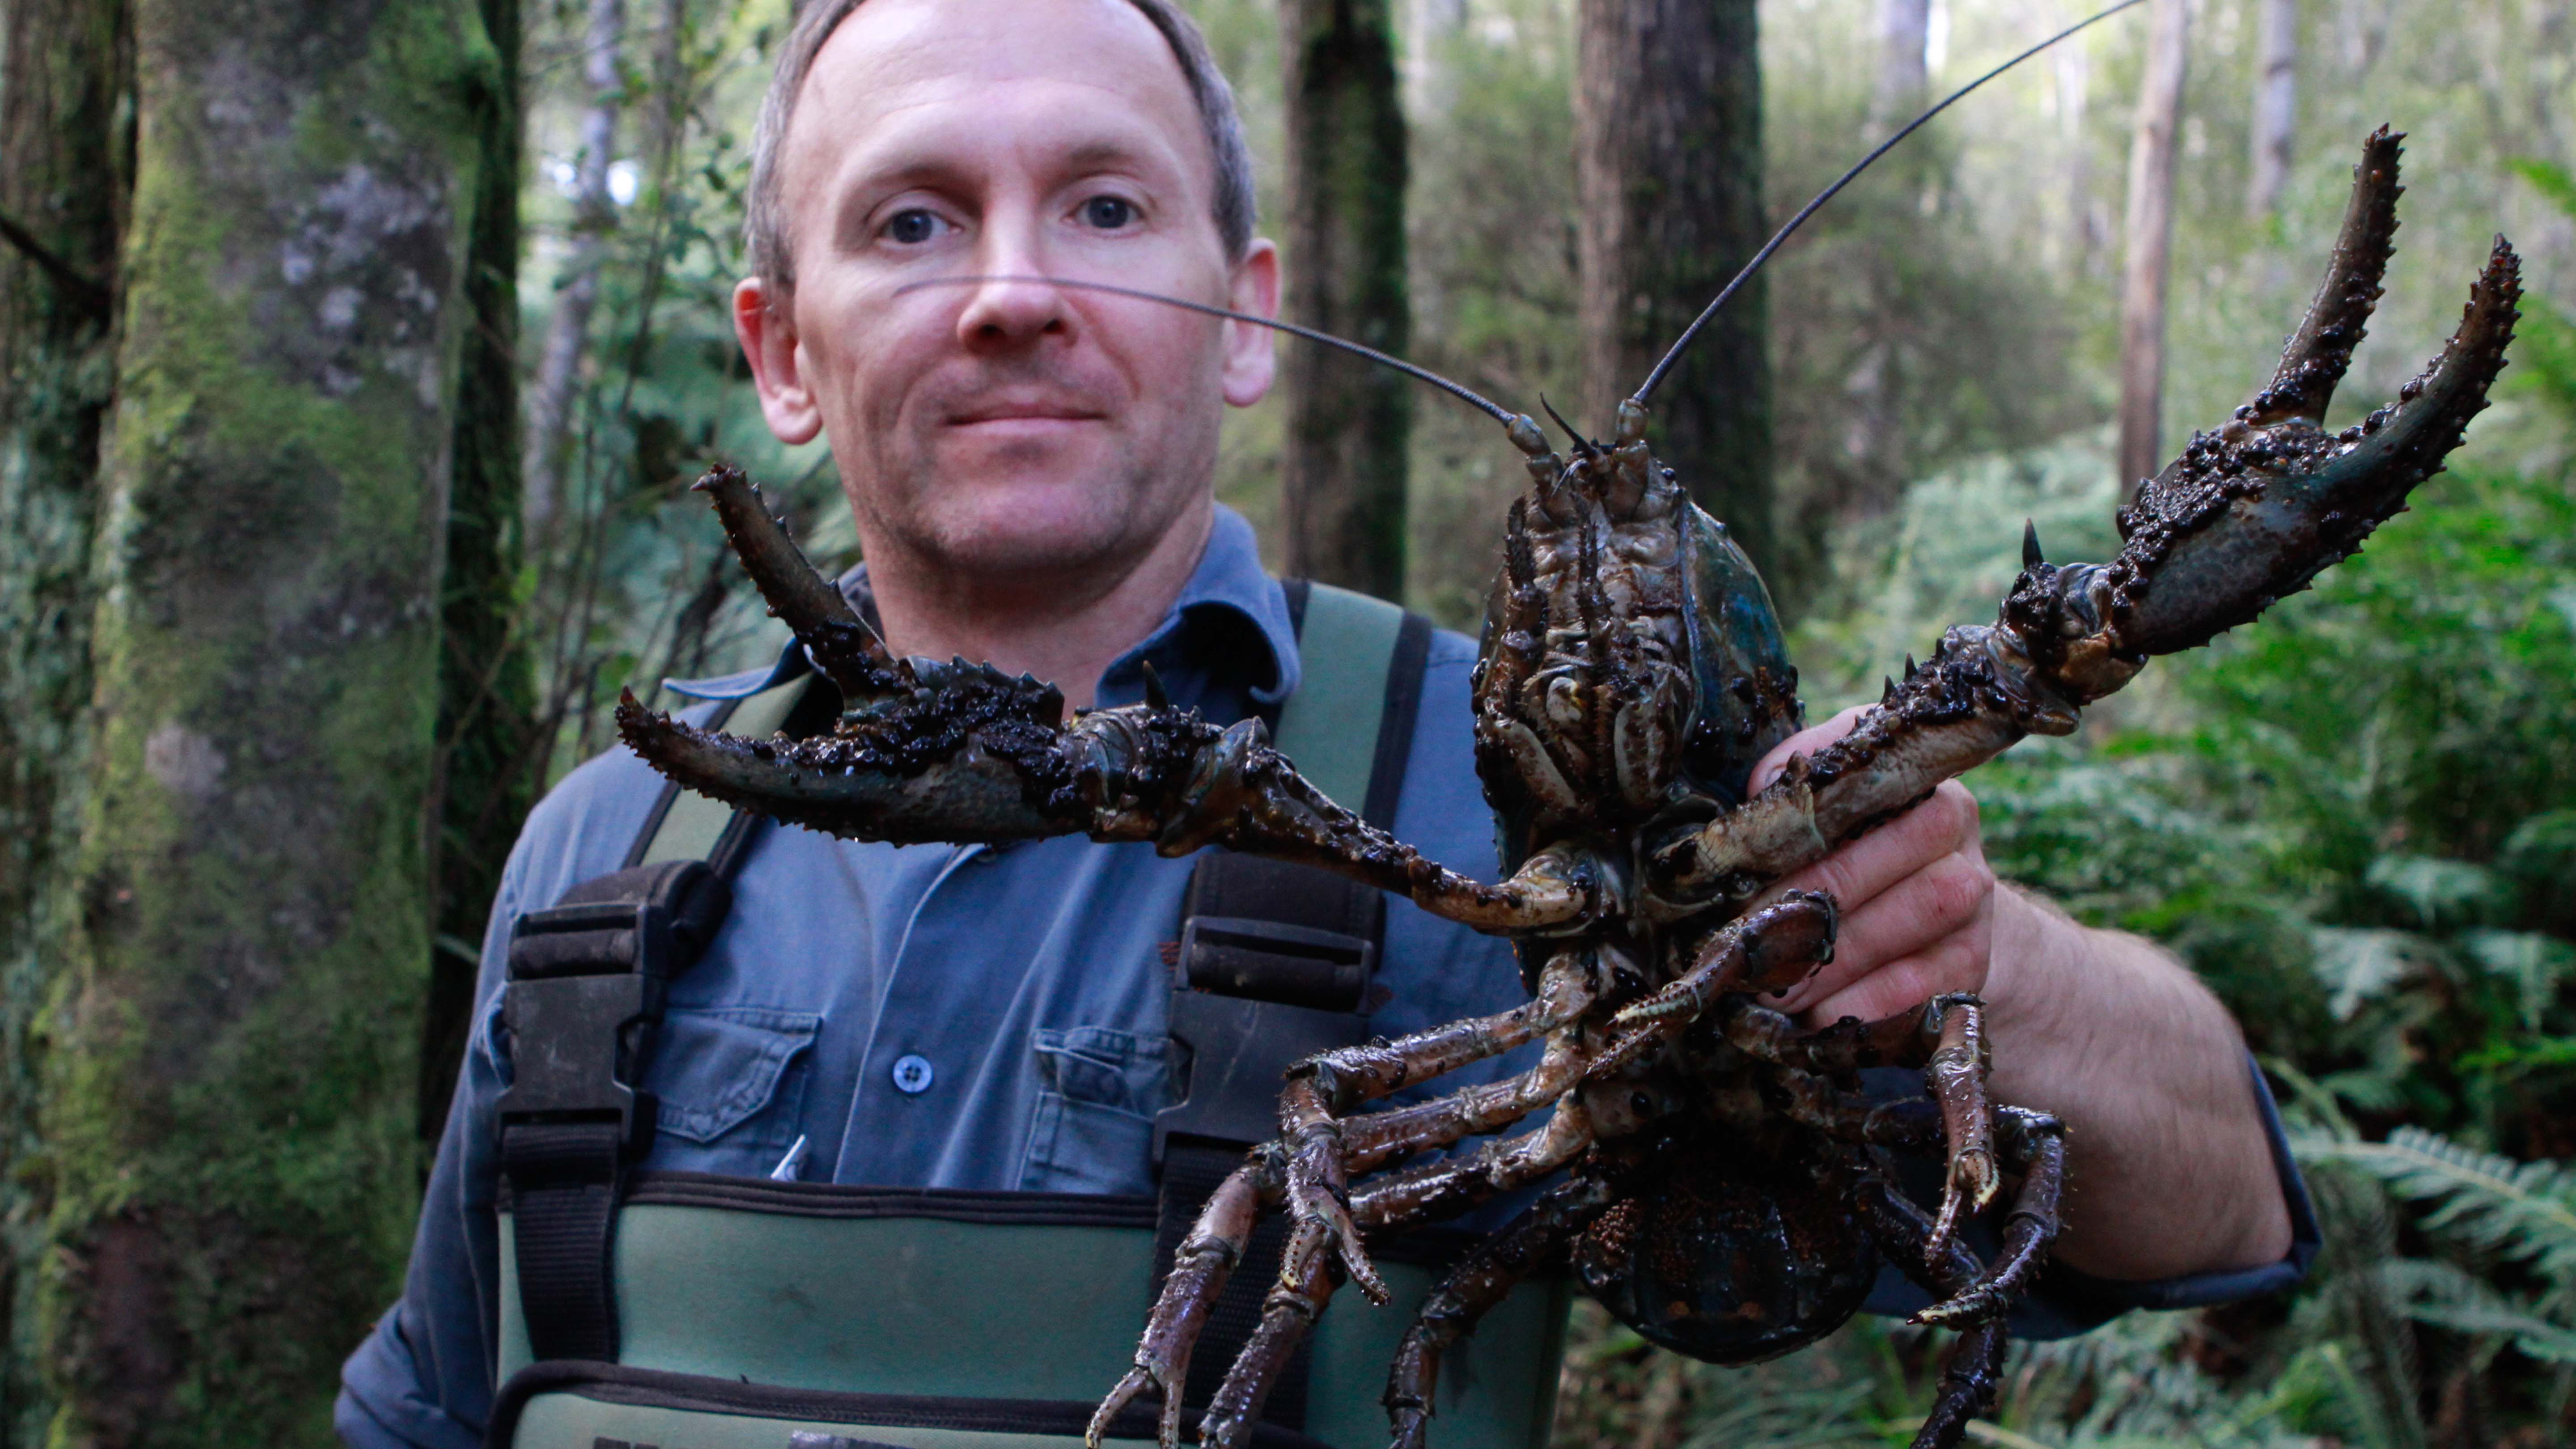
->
<box><xmin>627</xmin><ymin>671</ymin><xmax>819</xmax><ymax>870</ymax></box>
<box><xmin>1153</xmin><ymin>579</ymin><xmax>1436</xmax><ymax>1429</ymax></box>
<box><xmin>499</xmin><ymin>668</ymin><xmax>828</xmax><ymax>1364</ymax></box>
<box><xmin>1271</xmin><ymin>579</ymin><xmax>1432</xmax><ymax>829</ymax></box>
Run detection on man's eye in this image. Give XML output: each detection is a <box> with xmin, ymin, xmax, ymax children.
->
<box><xmin>1079</xmin><ymin>195</ymin><xmax>1137</xmax><ymax>230</ymax></box>
<box><xmin>885</xmin><ymin>209</ymin><xmax>942</xmax><ymax>245</ymax></box>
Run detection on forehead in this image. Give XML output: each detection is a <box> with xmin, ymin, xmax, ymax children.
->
<box><xmin>786</xmin><ymin>0</ymin><xmax>1212</xmax><ymax>199</ymax></box>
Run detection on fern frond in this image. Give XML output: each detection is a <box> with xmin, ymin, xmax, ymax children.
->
<box><xmin>2309</xmin><ymin>1127</ymin><xmax>2576</xmax><ymax>1281</ymax></box>
<box><xmin>2406</xmin><ymin>1302</ymin><xmax>2576</xmax><ymax>1362</ymax></box>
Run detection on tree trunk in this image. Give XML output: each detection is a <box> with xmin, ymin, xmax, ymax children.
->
<box><xmin>44</xmin><ymin>0</ymin><xmax>492</xmax><ymax>1437</ymax></box>
<box><xmin>2247</xmin><ymin>0</ymin><xmax>2298</xmax><ymax>216</ymax></box>
<box><xmin>1873</xmin><ymin>0</ymin><xmax>1931</xmax><ymax>127</ymax></box>
<box><xmin>1279</xmin><ymin>0</ymin><xmax>1410</xmax><ymax>600</ymax></box>
<box><xmin>1577</xmin><ymin>0</ymin><xmax>1775</xmax><ymax>580</ymax></box>
<box><xmin>0</xmin><ymin>0</ymin><xmax>130</xmax><ymax>1434</ymax></box>
<box><xmin>424</xmin><ymin>0</ymin><xmax>536</xmax><ymax>1148</ymax></box>
<box><xmin>2117</xmin><ymin>0</ymin><xmax>2188</xmax><ymax>490</ymax></box>
<box><xmin>521</xmin><ymin>0</ymin><xmax>625</xmax><ymax>538</ymax></box>
<box><xmin>2057</xmin><ymin>22</ymin><xmax>2097</xmax><ymax>265</ymax></box>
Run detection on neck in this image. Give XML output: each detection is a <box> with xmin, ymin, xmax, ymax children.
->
<box><xmin>859</xmin><ymin>499</ymin><xmax>1216</xmax><ymax>710</ymax></box>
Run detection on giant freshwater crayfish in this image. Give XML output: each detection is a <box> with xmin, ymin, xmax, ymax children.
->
<box><xmin>617</xmin><ymin>111</ymin><xmax>2519</xmax><ymax>1449</ymax></box>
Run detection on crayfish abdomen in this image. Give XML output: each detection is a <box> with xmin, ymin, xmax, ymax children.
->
<box><xmin>1576</xmin><ymin>1131</ymin><xmax>1880</xmax><ymax>1364</ymax></box>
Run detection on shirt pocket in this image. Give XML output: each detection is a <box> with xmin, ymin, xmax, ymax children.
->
<box><xmin>1017</xmin><ymin>1026</ymin><xmax>1169</xmax><ymax>1195</ymax></box>
<box><xmin>644</xmin><ymin>1006</ymin><xmax>821</xmax><ymax>1154</ymax></box>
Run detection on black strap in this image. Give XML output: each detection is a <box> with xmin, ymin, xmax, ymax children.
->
<box><xmin>1151</xmin><ymin>583</ymin><xmax>1434</xmax><ymax>1428</ymax></box>
<box><xmin>499</xmin><ymin>680</ymin><xmax>835</xmax><ymax>1364</ymax></box>
<box><xmin>1366</xmin><ymin>609</ymin><xmax>1432</xmax><ymax>831</ymax></box>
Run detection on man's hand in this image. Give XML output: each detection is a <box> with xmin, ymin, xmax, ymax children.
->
<box><xmin>1744</xmin><ymin>706</ymin><xmax>2296</xmax><ymax>1282</ymax></box>
<box><xmin>1750</xmin><ymin>707</ymin><xmax>1996</xmax><ymax>1025</ymax></box>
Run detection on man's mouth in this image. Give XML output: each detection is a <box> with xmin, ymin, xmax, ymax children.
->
<box><xmin>945</xmin><ymin>400</ymin><xmax>1106</xmax><ymax>428</ymax></box>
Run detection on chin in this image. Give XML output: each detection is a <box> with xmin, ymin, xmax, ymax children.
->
<box><xmin>919</xmin><ymin>477</ymin><xmax>1149</xmax><ymax>576</ymax></box>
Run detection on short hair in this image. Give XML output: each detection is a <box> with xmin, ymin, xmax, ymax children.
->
<box><xmin>744</xmin><ymin>0</ymin><xmax>1258</xmax><ymax>302</ymax></box>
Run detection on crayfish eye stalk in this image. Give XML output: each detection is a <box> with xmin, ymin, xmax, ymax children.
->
<box><xmin>1614</xmin><ymin>399</ymin><xmax>1649</xmax><ymax>450</ymax></box>
<box><xmin>1506</xmin><ymin>412</ymin><xmax>1566</xmax><ymax>484</ymax></box>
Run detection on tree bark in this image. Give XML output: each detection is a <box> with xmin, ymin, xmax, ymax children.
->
<box><xmin>0</xmin><ymin>0</ymin><xmax>130</xmax><ymax>1434</ymax></box>
<box><xmin>44</xmin><ymin>0</ymin><xmax>492</xmax><ymax>1437</ymax></box>
<box><xmin>1577</xmin><ymin>0</ymin><xmax>1775</xmax><ymax>580</ymax></box>
<box><xmin>424</xmin><ymin>0</ymin><xmax>537</xmax><ymax>1148</ymax></box>
<box><xmin>2246</xmin><ymin>0</ymin><xmax>2298</xmax><ymax>216</ymax></box>
<box><xmin>521</xmin><ymin>0</ymin><xmax>625</xmax><ymax>538</ymax></box>
<box><xmin>2057</xmin><ymin>21</ymin><xmax>2097</xmax><ymax>264</ymax></box>
<box><xmin>2117</xmin><ymin>0</ymin><xmax>2188</xmax><ymax>491</ymax></box>
<box><xmin>1279</xmin><ymin>0</ymin><xmax>1410</xmax><ymax>600</ymax></box>
<box><xmin>1873</xmin><ymin>0</ymin><xmax>1931</xmax><ymax>127</ymax></box>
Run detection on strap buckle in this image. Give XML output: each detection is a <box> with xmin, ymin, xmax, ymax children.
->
<box><xmin>1156</xmin><ymin>905</ymin><xmax>1377</xmax><ymax>1165</ymax></box>
<box><xmin>1154</xmin><ymin>911</ymin><xmax>1376</xmax><ymax>1166</ymax></box>
<box><xmin>495</xmin><ymin>898</ymin><xmax>686</xmax><ymax>1152</ymax></box>
<box><xmin>1177</xmin><ymin>915</ymin><xmax>1374</xmax><ymax>1011</ymax></box>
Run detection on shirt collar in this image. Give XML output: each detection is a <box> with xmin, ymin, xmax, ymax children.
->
<box><xmin>661</xmin><ymin>503</ymin><xmax>1300</xmax><ymax>708</ymax></box>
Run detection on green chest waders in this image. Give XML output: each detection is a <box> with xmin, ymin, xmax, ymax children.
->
<box><xmin>488</xmin><ymin>584</ymin><xmax>1571</xmax><ymax>1449</ymax></box>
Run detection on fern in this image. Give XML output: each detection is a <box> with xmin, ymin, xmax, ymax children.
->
<box><xmin>2305</xmin><ymin>1127</ymin><xmax>2576</xmax><ymax>1283</ymax></box>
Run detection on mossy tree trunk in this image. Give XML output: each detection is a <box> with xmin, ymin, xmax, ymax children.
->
<box><xmin>424</xmin><ymin>0</ymin><xmax>538</xmax><ymax>1148</ymax></box>
<box><xmin>1279</xmin><ymin>0</ymin><xmax>1410</xmax><ymax>600</ymax></box>
<box><xmin>1576</xmin><ymin>0</ymin><xmax>1775</xmax><ymax>583</ymax></box>
<box><xmin>43</xmin><ymin>0</ymin><xmax>497</xmax><ymax>1438</ymax></box>
<box><xmin>0</xmin><ymin>0</ymin><xmax>131</xmax><ymax>1437</ymax></box>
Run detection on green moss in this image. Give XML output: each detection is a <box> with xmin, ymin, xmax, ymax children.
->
<box><xmin>37</xmin><ymin>0</ymin><xmax>499</xmax><ymax>1440</ymax></box>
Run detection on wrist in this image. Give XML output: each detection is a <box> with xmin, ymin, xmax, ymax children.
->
<box><xmin>1980</xmin><ymin>882</ymin><xmax>2082</xmax><ymax>1042</ymax></box>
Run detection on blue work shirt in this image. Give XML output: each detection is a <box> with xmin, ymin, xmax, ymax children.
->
<box><xmin>336</xmin><ymin>505</ymin><xmax>2315</xmax><ymax>1449</ymax></box>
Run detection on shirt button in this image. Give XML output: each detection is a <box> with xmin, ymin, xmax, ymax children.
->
<box><xmin>890</xmin><ymin>1054</ymin><xmax>935</xmax><ymax>1094</ymax></box>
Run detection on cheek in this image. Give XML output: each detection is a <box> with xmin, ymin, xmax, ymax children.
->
<box><xmin>798</xmin><ymin>296</ymin><xmax>938</xmax><ymax>424</ymax></box>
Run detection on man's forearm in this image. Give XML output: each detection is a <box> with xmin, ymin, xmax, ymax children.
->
<box><xmin>1983</xmin><ymin>885</ymin><xmax>2294</xmax><ymax>1281</ymax></box>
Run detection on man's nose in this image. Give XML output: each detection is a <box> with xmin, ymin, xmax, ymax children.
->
<box><xmin>954</xmin><ymin>230</ymin><xmax>1072</xmax><ymax>352</ymax></box>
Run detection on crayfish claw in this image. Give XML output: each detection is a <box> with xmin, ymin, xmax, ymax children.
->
<box><xmin>2243</xmin><ymin>125</ymin><xmax>2402</xmax><ymax>430</ymax></box>
<box><xmin>689</xmin><ymin>464</ymin><xmax>896</xmax><ymax>694</ymax></box>
<box><xmin>1287</xmin><ymin>1191</ymin><xmax>1390</xmax><ymax>1307</ymax></box>
<box><xmin>1279</xmin><ymin>1076</ymin><xmax>1389</xmax><ymax>1306</ymax></box>
<box><xmin>1086</xmin><ymin>1363</ymin><xmax>1180</xmax><ymax>1449</ymax></box>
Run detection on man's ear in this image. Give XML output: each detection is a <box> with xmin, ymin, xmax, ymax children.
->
<box><xmin>735</xmin><ymin>277</ymin><xmax>823</xmax><ymax>445</ymax></box>
<box><xmin>1221</xmin><ymin>239</ymin><xmax>1280</xmax><ymax>409</ymax></box>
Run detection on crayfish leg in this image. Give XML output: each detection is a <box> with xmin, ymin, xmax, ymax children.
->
<box><xmin>1854</xmin><ymin>1174</ymin><xmax>2010</xmax><ymax>1449</ymax></box>
<box><xmin>1384</xmin><ymin>1172</ymin><xmax>1614</xmax><ymax>1449</ymax></box>
<box><xmin>1088</xmin><ymin>1158</ymin><xmax>1270</xmax><ymax>1449</ymax></box>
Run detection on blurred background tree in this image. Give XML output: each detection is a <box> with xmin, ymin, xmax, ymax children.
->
<box><xmin>1</xmin><ymin>0</ymin><xmax>2571</xmax><ymax>1441</ymax></box>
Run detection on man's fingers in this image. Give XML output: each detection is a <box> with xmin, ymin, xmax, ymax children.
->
<box><xmin>1803</xmin><ymin>930</ymin><xmax>1989</xmax><ymax>1027</ymax></box>
<box><xmin>1770</xmin><ymin>849</ymin><xmax>1993</xmax><ymax>1013</ymax></box>
<box><xmin>1760</xmin><ymin>781</ymin><xmax>1981</xmax><ymax>919</ymax></box>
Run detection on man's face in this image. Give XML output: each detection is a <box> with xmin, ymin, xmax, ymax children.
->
<box><xmin>739</xmin><ymin>0</ymin><xmax>1276</xmax><ymax>588</ymax></box>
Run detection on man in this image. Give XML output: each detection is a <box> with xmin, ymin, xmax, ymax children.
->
<box><xmin>337</xmin><ymin>1</ymin><xmax>2306</xmax><ymax>1444</ymax></box>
